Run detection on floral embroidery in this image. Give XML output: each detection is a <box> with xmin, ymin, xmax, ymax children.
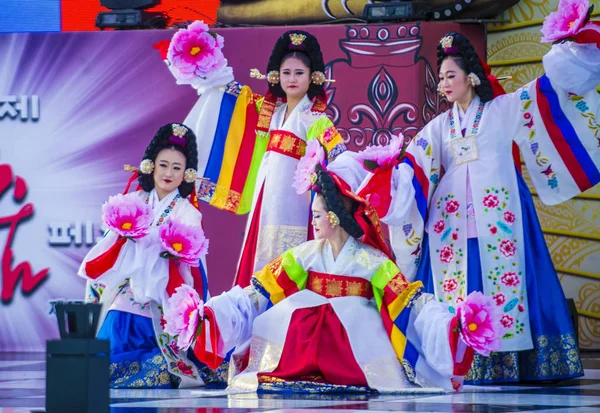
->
<box><xmin>568</xmin><ymin>92</ymin><xmax>600</xmax><ymax>145</ymax></box>
<box><xmin>169</xmin><ymin>341</ymin><xmax>180</xmax><ymax>356</ymax></box>
<box><xmin>499</xmin><ymin>239</ymin><xmax>517</xmax><ymax>258</ymax></box>
<box><xmin>493</xmin><ymin>293</ymin><xmax>506</xmax><ymax>306</ymax></box>
<box><xmin>503</xmin><ymin>211</ymin><xmax>516</xmax><ymax>224</ymax></box>
<box><xmin>445</xmin><ymin>200</ymin><xmax>460</xmax><ymax>214</ymax></box>
<box><xmin>176</xmin><ymin>360</ymin><xmax>194</xmax><ymax>376</ymax></box>
<box><xmin>433</xmin><ymin>220</ymin><xmax>445</xmax><ymax>234</ymax></box>
<box><xmin>439</xmin><ymin>245</ymin><xmax>454</xmax><ymax>263</ymax></box>
<box><xmin>520</xmin><ymin>88</ymin><xmax>558</xmax><ymax>190</ymax></box>
<box><xmin>443</xmin><ymin>278</ymin><xmax>458</xmax><ymax>293</ymax></box>
<box><xmin>482</xmin><ymin>194</ymin><xmax>499</xmax><ymax>209</ymax></box>
<box><xmin>500</xmin><ymin>314</ymin><xmax>515</xmax><ymax>328</ymax></box>
<box><xmin>500</xmin><ymin>271</ymin><xmax>520</xmax><ymax>287</ymax></box>
<box><xmin>434</xmin><ymin>192</ymin><xmax>465</xmax><ymax>304</ymax></box>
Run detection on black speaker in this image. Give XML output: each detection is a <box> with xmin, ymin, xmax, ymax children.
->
<box><xmin>46</xmin><ymin>302</ymin><xmax>109</xmax><ymax>413</ymax></box>
<box><xmin>100</xmin><ymin>0</ymin><xmax>159</xmax><ymax>10</ymax></box>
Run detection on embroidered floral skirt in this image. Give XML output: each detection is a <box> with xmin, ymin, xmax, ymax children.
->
<box><xmin>98</xmin><ymin>310</ymin><xmax>174</xmax><ymax>389</ymax></box>
<box><xmin>415</xmin><ymin>172</ymin><xmax>583</xmax><ymax>384</ymax></box>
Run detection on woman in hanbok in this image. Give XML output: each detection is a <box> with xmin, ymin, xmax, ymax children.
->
<box><xmin>79</xmin><ymin>123</ymin><xmax>212</xmax><ymax>388</ymax></box>
<box><xmin>160</xmin><ymin>27</ymin><xmax>347</xmax><ymax>287</ymax></box>
<box><xmin>164</xmin><ymin>151</ymin><xmax>505</xmax><ymax>394</ymax></box>
<box><xmin>333</xmin><ymin>2</ymin><xmax>599</xmax><ymax>384</ymax></box>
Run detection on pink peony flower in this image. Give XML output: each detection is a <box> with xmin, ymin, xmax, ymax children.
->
<box><xmin>159</xmin><ymin>219</ymin><xmax>209</xmax><ymax>266</ymax></box>
<box><xmin>176</xmin><ymin>360</ymin><xmax>194</xmax><ymax>376</ymax></box>
<box><xmin>499</xmin><ymin>240</ymin><xmax>517</xmax><ymax>258</ymax></box>
<box><xmin>456</xmin><ymin>291</ymin><xmax>503</xmax><ymax>357</ymax></box>
<box><xmin>500</xmin><ymin>314</ymin><xmax>515</xmax><ymax>328</ymax></box>
<box><xmin>164</xmin><ymin>284</ymin><xmax>204</xmax><ymax>351</ymax></box>
<box><xmin>168</xmin><ymin>20</ymin><xmax>226</xmax><ymax>81</ymax></box>
<box><xmin>541</xmin><ymin>0</ymin><xmax>591</xmax><ymax>43</ymax></box>
<box><xmin>102</xmin><ymin>194</ymin><xmax>153</xmax><ymax>239</ymax></box>
<box><xmin>482</xmin><ymin>194</ymin><xmax>499</xmax><ymax>209</ymax></box>
<box><xmin>446</xmin><ymin>200</ymin><xmax>460</xmax><ymax>214</ymax></box>
<box><xmin>439</xmin><ymin>246</ymin><xmax>455</xmax><ymax>264</ymax></box>
<box><xmin>504</xmin><ymin>211</ymin><xmax>516</xmax><ymax>224</ymax></box>
<box><xmin>443</xmin><ymin>278</ymin><xmax>458</xmax><ymax>293</ymax></box>
<box><xmin>293</xmin><ymin>139</ymin><xmax>326</xmax><ymax>194</ymax></box>
<box><xmin>433</xmin><ymin>220</ymin><xmax>445</xmax><ymax>234</ymax></box>
<box><xmin>501</xmin><ymin>271</ymin><xmax>520</xmax><ymax>287</ymax></box>
<box><xmin>356</xmin><ymin>134</ymin><xmax>404</xmax><ymax>170</ymax></box>
<box><xmin>493</xmin><ymin>293</ymin><xmax>506</xmax><ymax>306</ymax></box>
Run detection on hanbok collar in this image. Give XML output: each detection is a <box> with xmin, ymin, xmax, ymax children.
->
<box><xmin>451</xmin><ymin>95</ymin><xmax>482</xmax><ymax>138</ymax></box>
<box><xmin>275</xmin><ymin>94</ymin><xmax>311</xmax><ymax>129</ymax></box>
<box><xmin>146</xmin><ymin>189</ymin><xmax>181</xmax><ymax>226</ymax></box>
<box><xmin>324</xmin><ymin>236</ymin><xmax>355</xmax><ymax>272</ymax></box>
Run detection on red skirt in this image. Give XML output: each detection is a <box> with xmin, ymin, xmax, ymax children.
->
<box><xmin>258</xmin><ymin>303</ymin><xmax>368</xmax><ymax>387</ymax></box>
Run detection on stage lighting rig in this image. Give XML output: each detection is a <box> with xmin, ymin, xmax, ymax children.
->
<box><xmin>363</xmin><ymin>0</ymin><xmax>474</xmax><ymax>22</ymax></box>
<box><xmin>96</xmin><ymin>0</ymin><xmax>167</xmax><ymax>30</ymax></box>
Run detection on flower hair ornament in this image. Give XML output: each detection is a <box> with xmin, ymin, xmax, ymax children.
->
<box><xmin>440</xmin><ymin>35</ymin><xmax>459</xmax><ymax>54</ymax></box>
<box><xmin>140</xmin><ymin>159</ymin><xmax>155</xmax><ymax>174</ymax></box>
<box><xmin>468</xmin><ymin>72</ymin><xmax>481</xmax><ymax>87</ymax></box>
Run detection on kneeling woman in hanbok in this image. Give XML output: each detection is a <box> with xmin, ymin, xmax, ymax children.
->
<box><xmin>79</xmin><ymin>123</ymin><xmax>211</xmax><ymax>388</ymax></box>
<box><xmin>164</xmin><ymin>149</ymin><xmax>504</xmax><ymax>393</ymax></box>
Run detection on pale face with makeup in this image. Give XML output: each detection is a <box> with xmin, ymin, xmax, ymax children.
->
<box><xmin>153</xmin><ymin>148</ymin><xmax>186</xmax><ymax>200</ymax></box>
<box><xmin>280</xmin><ymin>57</ymin><xmax>311</xmax><ymax>101</ymax></box>
<box><xmin>311</xmin><ymin>195</ymin><xmax>337</xmax><ymax>241</ymax></box>
<box><xmin>439</xmin><ymin>57</ymin><xmax>474</xmax><ymax>105</ymax></box>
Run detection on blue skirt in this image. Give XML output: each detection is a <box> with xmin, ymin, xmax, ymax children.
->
<box><xmin>415</xmin><ymin>172</ymin><xmax>583</xmax><ymax>384</ymax></box>
<box><xmin>97</xmin><ymin>310</ymin><xmax>174</xmax><ymax>389</ymax></box>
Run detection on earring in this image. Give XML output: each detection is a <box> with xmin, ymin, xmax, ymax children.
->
<box><xmin>327</xmin><ymin>211</ymin><xmax>340</xmax><ymax>228</ymax></box>
<box><xmin>184</xmin><ymin>168</ymin><xmax>197</xmax><ymax>183</ymax></box>
<box><xmin>140</xmin><ymin>159</ymin><xmax>154</xmax><ymax>174</ymax></box>
<box><xmin>468</xmin><ymin>72</ymin><xmax>481</xmax><ymax>87</ymax></box>
<box><xmin>437</xmin><ymin>83</ymin><xmax>446</xmax><ymax>97</ymax></box>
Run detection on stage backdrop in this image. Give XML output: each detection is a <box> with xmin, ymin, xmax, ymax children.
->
<box><xmin>0</xmin><ymin>22</ymin><xmax>484</xmax><ymax>351</ymax></box>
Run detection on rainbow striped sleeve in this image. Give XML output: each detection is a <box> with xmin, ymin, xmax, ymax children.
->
<box><xmin>195</xmin><ymin>83</ymin><xmax>266</xmax><ymax>214</ymax></box>
<box><xmin>251</xmin><ymin>249</ymin><xmax>308</xmax><ymax>308</ymax></box>
<box><xmin>307</xmin><ymin>117</ymin><xmax>347</xmax><ymax>161</ymax></box>
<box><xmin>371</xmin><ymin>260</ymin><xmax>424</xmax><ymax>383</ymax></box>
<box><xmin>515</xmin><ymin>74</ymin><xmax>599</xmax><ymax>205</ymax></box>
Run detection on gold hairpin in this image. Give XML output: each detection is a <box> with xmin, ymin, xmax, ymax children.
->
<box><xmin>250</xmin><ymin>68</ymin><xmax>266</xmax><ymax>80</ymax></box>
<box><xmin>124</xmin><ymin>164</ymin><xmax>139</xmax><ymax>173</ymax></box>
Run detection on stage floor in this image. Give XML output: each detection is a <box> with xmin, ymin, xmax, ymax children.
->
<box><xmin>0</xmin><ymin>352</ymin><xmax>599</xmax><ymax>412</ymax></box>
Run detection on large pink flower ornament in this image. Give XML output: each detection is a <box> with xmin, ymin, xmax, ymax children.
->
<box><xmin>159</xmin><ymin>219</ymin><xmax>209</xmax><ymax>266</ymax></box>
<box><xmin>102</xmin><ymin>194</ymin><xmax>153</xmax><ymax>239</ymax></box>
<box><xmin>293</xmin><ymin>139</ymin><xmax>326</xmax><ymax>194</ymax></box>
<box><xmin>164</xmin><ymin>284</ymin><xmax>204</xmax><ymax>351</ymax></box>
<box><xmin>455</xmin><ymin>291</ymin><xmax>504</xmax><ymax>357</ymax></box>
<box><xmin>541</xmin><ymin>0</ymin><xmax>592</xmax><ymax>43</ymax></box>
<box><xmin>357</xmin><ymin>134</ymin><xmax>405</xmax><ymax>171</ymax></box>
<box><xmin>167</xmin><ymin>20</ymin><xmax>226</xmax><ymax>82</ymax></box>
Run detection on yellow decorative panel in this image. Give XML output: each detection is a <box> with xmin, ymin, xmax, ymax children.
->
<box><xmin>488</xmin><ymin>29</ymin><xmax>549</xmax><ymax>63</ymax></box>
<box><xmin>490</xmin><ymin>63</ymin><xmax>544</xmax><ymax>94</ymax></box>
<box><xmin>556</xmin><ymin>274</ymin><xmax>600</xmax><ymax>349</ymax></box>
<box><xmin>490</xmin><ymin>0</ymin><xmax>600</xmax><ymax>29</ymax></box>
